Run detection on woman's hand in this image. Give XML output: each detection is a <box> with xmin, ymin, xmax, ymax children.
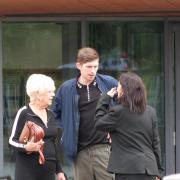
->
<box><xmin>24</xmin><ymin>139</ymin><xmax>44</xmax><ymax>152</ymax></box>
<box><xmin>107</xmin><ymin>133</ymin><xmax>112</xmax><ymax>143</ymax></box>
<box><xmin>57</xmin><ymin>172</ymin><xmax>66</xmax><ymax>180</ymax></box>
<box><xmin>107</xmin><ymin>87</ymin><xmax>117</xmax><ymax>98</ymax></box>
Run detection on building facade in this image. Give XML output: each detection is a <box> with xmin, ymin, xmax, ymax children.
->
<box><xmin>0</xmin><ymin>1</ymin><xmax>180</xmax><ymax>179</ymax></box>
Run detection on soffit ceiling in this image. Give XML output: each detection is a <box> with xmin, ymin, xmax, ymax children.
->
<box><xmin>0</xmin><ymin>0</ymin><xmax>180</xmax><ymax>16</ymax></box>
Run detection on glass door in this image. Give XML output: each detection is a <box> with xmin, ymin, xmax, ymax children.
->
<box><xmin>86</xmin><ymin>21</ymin><xmax>166</xmax><ymax>173</ymax></box>
<box><xmin>2</xmin><ymin>22</ymin><xmax>81</xmax><ymax>179</ymax></box>
<box><xmin>87</xmin><ymin>21</ymin><xmax>165</xmax><ymax>170</ymax></box>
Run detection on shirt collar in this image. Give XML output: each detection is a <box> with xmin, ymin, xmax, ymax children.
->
<box><xmin>77</xmin><ymin>79</ymin><xmax>97</xmax><ymax>89</ymax></box>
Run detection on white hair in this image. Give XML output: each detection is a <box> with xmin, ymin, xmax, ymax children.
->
<box><xmin>26</xmin><ymin>74</ymin><xmax>55</xmax><ymax>99</ymax></box>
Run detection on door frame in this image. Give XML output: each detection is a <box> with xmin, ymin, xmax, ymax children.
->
<box><xmin>165</xmin><ymin>22</ymin><xmax>180</xmax><ymax>174</ymax></box>
<box><xmin>0</xmin><ymin>20</ymin><xmax>4</xmax><ymax>175</ymax></box>
<box><xmin>173</xmin><ymin>23</ymin><xmax>180</xmax><ymax>172</ymax></box>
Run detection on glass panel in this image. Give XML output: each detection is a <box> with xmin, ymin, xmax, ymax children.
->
<box><xmin>2</xmin><ymin>22</ymin><xmax>80</xmax><ymax>179</ymax></box>
<box><xmin>3</xmin><ymin>20</ymin><xmax>165</xmax><ymax>179</ymax></box>
<box><xmin>87</xmin><ymin>21</ymin><xmax>165</xmax><ymax>167</ymax></box>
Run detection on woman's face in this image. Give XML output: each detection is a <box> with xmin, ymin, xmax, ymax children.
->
<box><xmin>38</xmin><ymin>89</ymin><xmax>55</xmax><ymax>108</ymax></box>
<box><xmin>117</xmin><ymin>82</ymin><xmax>123</xmax><ymax>98</ymax></box>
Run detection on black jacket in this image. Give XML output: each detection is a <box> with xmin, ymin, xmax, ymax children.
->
<box><xmin>95</xmin><ymin>94</ymin><xmax>163</xmax><ymax>176</ymax></box>
<box><xmin>9</xmin><ymin>105</ymin><xmax>62</xmax><ymax>173</ymax></box>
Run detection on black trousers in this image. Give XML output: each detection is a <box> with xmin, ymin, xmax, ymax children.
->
<box><xmin>15</xmin><ymin>154</ymin><xmax>56</xmax><ymax>180</ymax></box>
<box><xmin>115</xmin><ymin>174</ymin><xmax>156</xmax><ymax>180</ymax></box>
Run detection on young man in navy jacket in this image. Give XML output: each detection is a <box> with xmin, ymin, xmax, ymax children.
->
<box><xmin>53</xmin><ymin>47</ymin><xmax>117</xmax><ymax>180</ymax></box>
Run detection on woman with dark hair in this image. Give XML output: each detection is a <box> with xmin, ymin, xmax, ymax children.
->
<box><xmin>95</xmin><ymin>72</ymin><xmax>163</xmax><ymax>180</ymax></box>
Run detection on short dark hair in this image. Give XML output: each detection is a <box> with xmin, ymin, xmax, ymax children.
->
<box><xmin>118</xmin><ymin>72</ymin><xmax>147</xmax><ymax>113</ymax></box>
<box><xmin>77</xmin><ymin>47</ymin><xmax>99</xmax><ymax>64</ymax></box>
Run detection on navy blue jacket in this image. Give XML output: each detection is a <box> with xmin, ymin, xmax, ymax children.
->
<box><xmin>52</xmin><ymin>73</ymin><xmax>118</xmax><ymax>160</ymax></box>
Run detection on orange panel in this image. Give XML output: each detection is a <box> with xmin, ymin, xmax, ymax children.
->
<box><xmin>0</xmin><ymin>0</ymin><xmax>180</xmax><ymax>16</ymax></box>
<box><xmin>141</xmin><ymin>0</ymin><xmax>180</xmax><ymax>10</ymax></box>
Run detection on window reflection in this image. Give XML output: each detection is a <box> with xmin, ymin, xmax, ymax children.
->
<box><xmin>2</xmin><ymin>21</ymin><xmax>165</xmax><ymax>179</ymax></box>
<box><xmin>2</xmin><ymin>22</ymin><xmax>80</xmax><ymax>179</ymax></box>
<box><xmin>87</xmin><ymin>21</ymin><xmax>165</xmax><ymax>167</ymax></box>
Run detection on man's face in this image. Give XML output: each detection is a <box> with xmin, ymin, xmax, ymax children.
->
<box><xmin>76</xmin><ymin>59</ymin><xmax>99</xmax><ymax>84</ymax></box>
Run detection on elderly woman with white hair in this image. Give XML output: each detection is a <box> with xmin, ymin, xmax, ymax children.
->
<box><xmin>9</xmin><ymin>74</ymin><xmax>66</xmax><ymax>180</ymax></box>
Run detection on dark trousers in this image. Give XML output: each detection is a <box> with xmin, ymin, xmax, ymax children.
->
<box><xmin>115</xmin><ymin>174</ymin><xmax>156</xmax><ymax>180</ymax></box>
<box><xmin>15</xmin><ymin>154</ymin><xmax>56</xmax><ymax>180</ymax></box>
